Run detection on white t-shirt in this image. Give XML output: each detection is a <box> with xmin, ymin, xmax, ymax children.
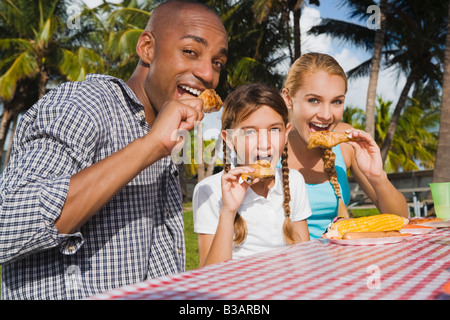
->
<box><xmin>193</xmin><ymin>168</ymin><xmax>311</xmax><ymax>259</ymax></box>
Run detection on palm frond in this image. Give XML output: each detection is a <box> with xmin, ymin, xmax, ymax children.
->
<box><xmin>118</xmin><ymin>29</ymin><xmax>142</xmax><ymax>60</ymax></box>
<box><xmin>308</xmin><ymin>18</ymin><xmax>375</xmax><ymax>52</ymax></box>
<box><xmin>346</xmin><ymin>57</ymin><xmax>372</xmax><ymax>79</ymax></box>
<box><xmin>0</xmin><ymin>38</ymin><xmax>34</xmax><ymax>51</ymax></box>
<box><xmin>0</xmin><ymin>51</ymin><xmax>38</xmax><ymax>100</ymax></box>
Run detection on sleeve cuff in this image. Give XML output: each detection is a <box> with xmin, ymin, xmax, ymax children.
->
<box><xmin>58</xmin><ymin>232</ymin><xmax>85</xmax><ymax>255</ymax></box>
<box><xmin>40</xmin><ymin>174</ymin><xmax>85</xmax><ymax>254</ymax></box>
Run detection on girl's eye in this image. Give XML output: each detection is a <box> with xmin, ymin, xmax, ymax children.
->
<box><xmin>308</xmin><ymin>98</ymin><xmax>319</xmax><ymax>104</ymax></box>
<box><xmin>270</xmin><ymin>127</ymin><xmax>281</xmax><ymax>132</ymax></box>
<box><xmin>244</xmin><ymin>129</ymin><xmax>256</xmax><ymax>136</ymax></box>
<box><xmin>332</xmin><ymin>99</ymin><xmax>344</xmax><ymax>105</ymax></box>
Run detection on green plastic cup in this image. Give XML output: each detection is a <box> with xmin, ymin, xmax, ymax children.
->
<box><xmin>430</xmin><ymin>182</ymin><xmax>450</xmax><ymax>220</ymax></box>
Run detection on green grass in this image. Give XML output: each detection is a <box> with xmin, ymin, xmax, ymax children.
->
<box><xmin>349</xmin><ymin>208</ymin><xmax>380</xmax><ymax>218</ymax></box>
<box><xmin>183</xmin><ymin>202</ymin><xmax>200</xmax><ymax>271</ymax></box>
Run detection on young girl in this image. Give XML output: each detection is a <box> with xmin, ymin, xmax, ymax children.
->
<box><xmin>282</xmin><ymin>52</ymin><xmax>408</xmax><ymax>239</ymax></box>
<box><xmin>193</xmin><ymin>84</ymin><xmax>311</xmax><ymax>267</ymax></box>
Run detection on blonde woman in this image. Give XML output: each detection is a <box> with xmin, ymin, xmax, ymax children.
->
<box><xmin>193</xmin><ymin>84</ymin><xmax>311</xmax><ymax>267</ymax></box>
<box><xmin>281</xmin><ymin>53</ymin><xmax>408</xmax><ymax>239</ymax></box>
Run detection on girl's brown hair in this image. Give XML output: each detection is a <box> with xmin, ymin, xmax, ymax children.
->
<box><xmin>284</xmin><ymin>52</ymin><xmax>349</xmax><ymax>218</ymax></box>
<box><xmin>221</xmin><ymin>83</ymin><xmax>300</xmax><ymax>245</ymax></box>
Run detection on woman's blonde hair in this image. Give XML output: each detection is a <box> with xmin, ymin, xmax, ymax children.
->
<box><xmin>284</xmin><ymin>52</ymin><xmax>349</xmax><ymax>218</ymax></box>
<box><xmin>221</xmin><ymin>83</ymin><xmax>299</xmax><ymax>245</ymax></box>
<box><xmin>284</xmin><ymin>52</ymin><xmax>347</xmax><ymax>97</ymax></box>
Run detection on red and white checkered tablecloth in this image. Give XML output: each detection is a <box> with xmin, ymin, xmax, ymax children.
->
<box><xmin>89</xmin><ymin>229</ymin><xmax>450</xmax><ymax>300</ymax></box>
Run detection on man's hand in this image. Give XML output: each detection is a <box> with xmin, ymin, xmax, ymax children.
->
<box><xmin>145</xmin><ymin>96</ymin><xmax>204</xmax><ymax>158</ymax></box>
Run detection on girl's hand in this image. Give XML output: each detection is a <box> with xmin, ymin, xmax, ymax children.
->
<box><xmin>221</xmin><ymin>167</ymin><xmax>258</xmax><ymax>216</ymax></box>
<box><xmin>346</xmin><ymin>129</ymin><xmax>384</xmax><ymax>179</ymax></box>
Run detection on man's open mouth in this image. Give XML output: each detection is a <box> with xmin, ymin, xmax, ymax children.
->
<box><xmin>179</xmin><ymin>84</ymin><xmax>202</xmax><ymax>97</ymax></box>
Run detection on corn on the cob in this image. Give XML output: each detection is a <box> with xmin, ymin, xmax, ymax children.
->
<box><xmin>329</xmin><ymin>214</ymin><xmax>409</xmax><ymax>239</ymax></box>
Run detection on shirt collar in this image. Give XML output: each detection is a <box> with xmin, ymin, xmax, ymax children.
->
<box><xmin>86</xmin><ymin>74</ymin><xmax>146</xmax><ymax>122</ymax></box>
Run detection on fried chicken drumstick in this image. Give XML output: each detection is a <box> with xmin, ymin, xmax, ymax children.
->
<box><xmin>198</xmin><ymin>89</ymin><xmax>223</xmax><ymax>113</ymax></box>
<box><xmin>307</xmin><ymin>131</ymin><xmax>353</xmax><ymax>149</ymax></box>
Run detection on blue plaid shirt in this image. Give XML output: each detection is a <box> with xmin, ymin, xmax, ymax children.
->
<box><xmin>0</xmin><ymin>74</ymin><xmax>185</xmax><ymax>299</ymax></box>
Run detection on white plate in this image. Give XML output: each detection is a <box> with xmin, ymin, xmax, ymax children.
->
<box><xmin>400</xmin><ymin>227</ymin><xmax>435</xmax><ymax>235</ymax></box>
<box><xmin>329</xmin><ymin>236</ymin><xmax>408</xmax><ymax>246</ymax></box>
<box><xmin>418</xmin><ymin>220</ymin><xmax>450</xmax><ymax>228</ymax></box>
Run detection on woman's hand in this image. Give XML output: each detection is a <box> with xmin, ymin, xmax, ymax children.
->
<box><xmin>221</xmin><ymin>167</ymin><xmax>257</xmax><ymax>216</ymax></box>
<box><xmin>346</xmin><ymin>129</ymin><xmax>384</xmax><ymax>180</ymax></box>
<box><xmin>345</xmin><ymin>129</ymin><xmax>409</xmax><ymax>218</ymax></box>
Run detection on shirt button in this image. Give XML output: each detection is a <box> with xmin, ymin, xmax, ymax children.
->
<box><xmin>177</xmin><ymin>247</ymin><xmax>182</xmax><ymax>254</ymax></box>
<box><xmin>68</xmin><ymin>245</ymin><xmax>75</xmax><ymax>253</ymax></box>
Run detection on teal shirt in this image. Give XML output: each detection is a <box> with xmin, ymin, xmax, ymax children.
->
<box><xmin>278</xmin><ymin>145</ymin><xmax>350</xmax><ymax>239</ymax></box>
<box><xmin>306</xmin><ymin>145</ymin><xmax>350</xmax><ymax>238</ymax></box>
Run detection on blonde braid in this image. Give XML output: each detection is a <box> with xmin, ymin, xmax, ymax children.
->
<box><xmin>322</xmin><ymin>148</ymin><xmax>349</xmax><ymax>218</ymax></box>
<box><xmin>223</xmin><ymin>139</ymin><xmax>247</xmax><ymax>245</ymax></box>
<box><xmin>281</xmin><ymin>144</ymin><xmax>301</xmax><ymax>244</ymax></box>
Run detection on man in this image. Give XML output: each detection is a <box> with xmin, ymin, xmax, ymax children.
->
<box><xmin>0</xmin><ymin>0</ymin><xmax>228</xmax><ymax>299</ymax></box>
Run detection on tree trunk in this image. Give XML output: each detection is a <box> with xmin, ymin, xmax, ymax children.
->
<box><xmin>195</xmin><ymin>122</ymin><xmax>205</xmax><ymax>182</ymax></box>
<box><xmin>0</xmin><ymin>109</ymin><xmax>14</xmax><ymax>164</ymax></box>
<box><xmin>433</xmin><ymin>1</ymin><xmax>450</xmax><ymax>183</ymax></box>
<box><xmin>379</xmin><ymin>70</ymin><xmax>417</xmax><ymax>164</ymax></box>
<box><xmin>282</xmin><ymin>9</ymin><xmax>294</xmax><ymax>64</ymax></box>
<box><xmin>3</xmin><ymin>112</ymin><xmax>17</xmax><ymax>168</ymax></box>
<box><xmin>178</xmin><ymin>163</ymin><xmax>188</xmax><ymax>201</ymax></box>
<box><xmin>0</xmin><ymin>78</ymin><xmax>40</xmax><ymax>171</ymax></box>
<box><xmin>293</xmin><ymin>7</ymin><xmax>301</xmax><ymax>60</ymax></box>
<box><xmin>365</xmin><ymin>0</ymin><xmax>387</xmax><ymax>138</ymax></box>
<box><xmin>38</xmin><ymin>69</ymin><xmax>49</xmax><ymax>99</ymax></box>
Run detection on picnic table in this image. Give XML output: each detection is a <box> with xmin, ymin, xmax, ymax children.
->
<box><xmin>89</xmin><ymin>227</ymin><xmax>450</xmax><ymax>301</ymax></box>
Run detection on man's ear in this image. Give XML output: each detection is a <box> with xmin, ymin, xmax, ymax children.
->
<box><xmin>136</xmin><ymin>31</ymin><xmax>155</xmax><ymax>65</ymax></box>
<box><xmin>282</xmin><ymin>88</ymin><xmax>293</xmax><ymax>110</ymax></box>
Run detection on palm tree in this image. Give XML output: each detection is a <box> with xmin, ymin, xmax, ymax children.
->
<box><xmin>378</xmin><ymin>0</ymin><xmax>447</xmax><ymax>163</ymax></box>
<box><xmin>375</xmin><ymin>95</ymin><xmax>439</xmax><ymax>173</ymax></box>
<box><xmin>433</xmin><ymin>0</ymin><xmax>450</xmax><ymax>182</ymax></box>
<box><xmin>331</xmin><ymin>0</ymin><xmax>387</xmax><ymax>139</ymax></box>
<box><xmin>0</xmin><ymin>0</ymin><xmax>105</xmax><ymax>100</ymax></box>
<box><xmin>0</xmin><ymin>0</ymin><xmax>106</xmax><ymax>168</ymax></box>
<box><xmin>251</xmin><ymin>0</ymin><xmax>320</xmax><ymax>63</ymax></box>
<box><xmin>309</xmin><ymin>0</ymin><xmax>448</xmax><ymax>166</ymax></box>
<box><xmin>213</xmin><ymin>0</ymin><xmax>290</xmax><ymax>94</ymax></box>
<box><xmin>0</xmin><ymin>78</ymin><xmax>39</xmax><ymax>169</ymax></box>
<box><xmin>341</xmin><ymin>105</ymin><xmax>365</xmax><ymax>130</ymax></box>
<box><xmin>365</xmin><ymin>0</ymin><xmax>387</xmax><ymax>138</ymax></box>
<box><xmin>77</xmin><ymin>0</ymin><xmax>155</xmax><ymax>81</ymax></box>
